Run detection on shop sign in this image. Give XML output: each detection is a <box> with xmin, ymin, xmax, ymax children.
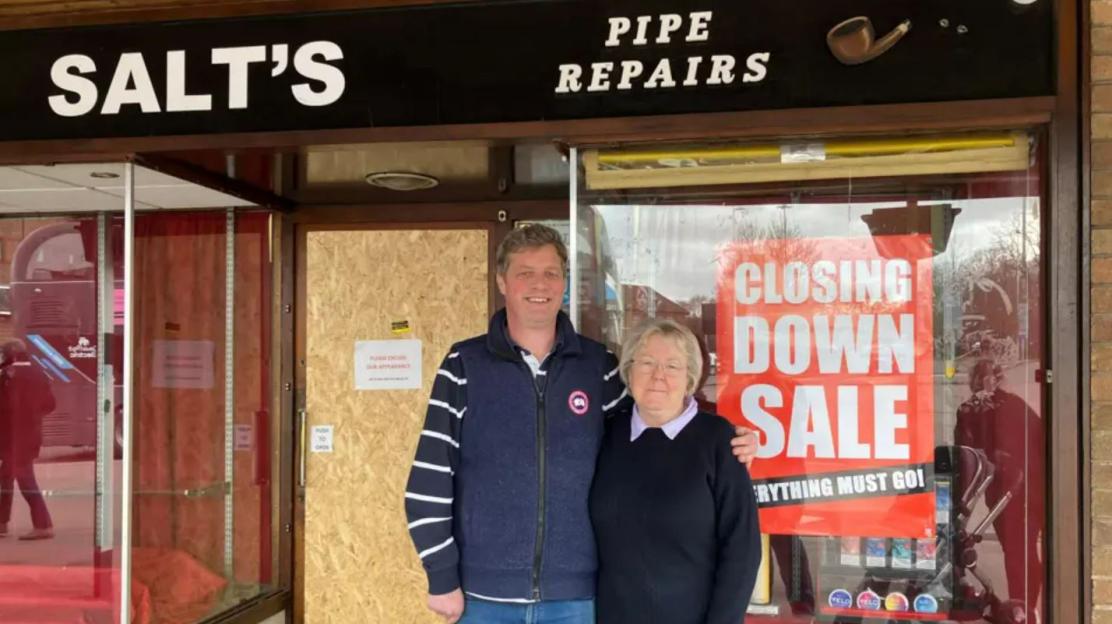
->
<box><xmin>0</xmin><ymin>0</ymin><xmax>1052</xmax><ymax>141</ymax></box>
<box><xmin>716</xmin><ymin>234</ymin><xmax>935</xmax><ymax>538</ymax></box>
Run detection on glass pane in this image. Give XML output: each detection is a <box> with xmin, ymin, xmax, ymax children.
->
<box><xmin>130</xmin><ymin>211</ymin><xmax>278</xmax><ymax>621</ymax></box>
<box><xmin>575</xmin><ymin>137</ymin><xmax>1045</xmax><ymax>623</ymax></box>
<box><xmin>231</xmin><ymin>212</ymin><xmax>279</xmax><ymax>595</ymax></box>
<box><xmin>0</xmin><ymin>216</ymin><xmax>125</xmax><ymax>623</ymax></box>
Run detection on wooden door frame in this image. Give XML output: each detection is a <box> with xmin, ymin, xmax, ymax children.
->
<box><xmin>289</xmin><ymin>202</ymin><xmax>563</xmax><ymax>622</ymax></box>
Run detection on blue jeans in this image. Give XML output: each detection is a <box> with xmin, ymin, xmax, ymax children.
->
<box><xmin>459</xmin><ymin>598</ymin><xmax>595</xmax><ymax>624</ymax></box>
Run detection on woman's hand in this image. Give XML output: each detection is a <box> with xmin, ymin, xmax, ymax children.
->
<box><xmin>428</xmin><ymin>589</ymin><xmax>464</xmax><ymax>623</ymax></box>
<box><xmin>731</xmin><ymin>426</ymin><xmax>758</xmax><ymax>467</ymax></box>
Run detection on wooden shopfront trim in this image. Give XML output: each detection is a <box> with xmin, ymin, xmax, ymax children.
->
<box><xmin>1051</xmin><ymin>1</ymin><xmax>1084</xmax><ymax>623</ymax></box>
<box><xmin>34</xmin><ymin>91</ymin><xmax>1070</xmax><ymax>624</ymax></box>
<box><xmin>0</xmin><ymin>96</ymin><xmax>1057</xmax><ymax>165</ymax></box>
<box><xmin>0</xmin><ymin>0</ymin><xmax>477</xmax><ymax>33</ymax></box>
<box><xmin>283</xmin><ymin>98</ymin><xmax>1075</xmax><ymax>624</ymax></box>
<box><xmin>0</xmin><ymin>40</ymin><xmax>1074</xmax><ymax>624</ymax></box>
<box><xmin>559</xmin><ymin>118</ymin><xmax>1082</xmax><ymax>624</ymax></box>
<box><xmin>78</xmin><ymin>89</ymin><xmax>1076</xmax><ymax>624</ymax></box>
<box><xmin>0</xmin><ymin>1</ymin><xmax>1077</xmax><ymax>623</ymax></box>
<box><xmin>1082</xmin><ymin>0</ymin><xmax>1095</xmax><ymax>619</ymax></box>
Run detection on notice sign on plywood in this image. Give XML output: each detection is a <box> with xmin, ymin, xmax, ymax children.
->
<box><xmin>354</xmin><ymin>339</ymin><xmax>422</xmax><ymax>391</ymax></box>
<box><xmin>716</xmin><ymin>235</ymin><xmax>935</xmax><ymax>538</ymax></box>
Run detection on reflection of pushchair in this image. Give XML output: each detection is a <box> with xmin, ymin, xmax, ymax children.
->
<box><xmin>935</xmin><ymin>445</ymin><xmax>1027</xmax><ymax>624</ymax></box>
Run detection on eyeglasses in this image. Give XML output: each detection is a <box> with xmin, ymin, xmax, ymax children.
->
<box><xmin>632</xmin><ymin>358</ymin><xmax>687</xmax><ymax>378</ymax></box>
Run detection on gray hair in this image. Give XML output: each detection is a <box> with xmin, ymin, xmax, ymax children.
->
<box><xmin>496</xmin><ymin>224</ymin><xmax>568</xmax><ymax>275</ymax></box>
<box><xmin>619</xmin><ymin>319</ymin><xmax>704</xmax><ymax>395</ymax></box>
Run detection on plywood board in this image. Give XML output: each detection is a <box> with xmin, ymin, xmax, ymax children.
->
<box><xmin>304</xmin><ymin>228</ymin><xmax>487</xmax><ymax>623</ymax></box>
<box><xmin>132</xmin><ymin>213</ymin><xmax>226</xmax><ymax>574</ymax></box>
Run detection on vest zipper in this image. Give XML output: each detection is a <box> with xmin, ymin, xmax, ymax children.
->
<box><xmin>530</xmin><ymin>369</ymin><xmax>546</xmax><ymax>601</ymax></box>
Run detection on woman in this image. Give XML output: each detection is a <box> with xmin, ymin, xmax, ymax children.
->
<box><xmin>589</xmin><ymin>319</ymin><xmax>761</xmax><ymax>624</ymax></box>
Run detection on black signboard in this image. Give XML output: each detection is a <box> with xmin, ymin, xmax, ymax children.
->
<box><xmin>0</xmin><ymin>0</ymin><xmax>1053</xmax><ymax>141</ymax></box>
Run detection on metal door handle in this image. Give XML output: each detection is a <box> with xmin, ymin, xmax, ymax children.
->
<box><xmin>298</xmin><ymin>408</ymin><xmax>308</xmax><ymax>488</ymax></box>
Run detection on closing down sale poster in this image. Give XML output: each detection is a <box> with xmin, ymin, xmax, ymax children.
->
<box><xmin>717</xmin><ymin>235</ymin><xmax>935</xmax><ymax>538</ymax></box>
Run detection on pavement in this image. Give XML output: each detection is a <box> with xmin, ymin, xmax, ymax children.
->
<box><xmin>0</xmin><ymin>447</ymin><xmax>117</xmax><ymax>569</ymax></box>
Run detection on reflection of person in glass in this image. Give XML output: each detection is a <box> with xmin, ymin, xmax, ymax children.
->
<box><xmin>767</xmin><ymin>534</ymin><xmax>814</xmax><ymax>615</ymax></box>
<box><xmin>955</xmin><ymin>360</ymin><xmax>1044</xmax><ymax>621</ymax></box>
<box><xmin>590</xmin><ymin>320</ymin><xmax>761</xmax><ymax>624</ymax></box>
<box><xmin>0</xmin><ymin>340</ymin><xmax>55</xmax><ymax>540</ymax></box>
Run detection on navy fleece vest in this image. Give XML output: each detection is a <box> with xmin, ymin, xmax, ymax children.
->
<box><xmin>453</xmin><ymin>310</ymin><xmax>611</xmax><ymax>601</ymax></box>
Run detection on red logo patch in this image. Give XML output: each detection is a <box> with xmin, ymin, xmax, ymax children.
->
<box><xmin>568</xmin><ymin>390</ymin><xmax>590</xmax><ymax>416</ymax></box>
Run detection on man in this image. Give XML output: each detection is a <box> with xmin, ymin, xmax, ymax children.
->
<box><xmin>405</xmin><ymin>224</ymin><xmax>758</xmax><ymax>623</ymax></box>
<box><xmin>0</xmin><ymin>340</ymin><xmax>55</xmax><ymax>541</ymax></box>
<box><xmin>955</xmin><ymin>359</ymin><xmax>1043</xmax><ymax>622</ymax></box>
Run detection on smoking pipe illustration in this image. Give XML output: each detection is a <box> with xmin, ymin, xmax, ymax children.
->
<box><xmin>827</xmin><ymin>16</ymin><xmax>911</xmax><ymax>65</ymax></box>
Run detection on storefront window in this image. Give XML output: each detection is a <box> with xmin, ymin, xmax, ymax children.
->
<box><xmin>0</xmin><ymin>208</ymin><xmax>280</xmax><ymax>623</ymax></box>
<box><xmin>574</xmin><ymin>132</ymin><xmax>1045</xmax><ymax>623</ymax></box>
<box><xmin>0</xmin><ymin>215</ymin><xmax>125</xmax><ymax>623</ymax></box>
<box><xmin>130</xmin><ymin>211</ymin><xmax>280</xmax><ymax>621</ymax></box>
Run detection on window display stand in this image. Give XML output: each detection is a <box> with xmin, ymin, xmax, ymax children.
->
<box><xmin>814</xmin><ymin>464</ymin><xmax>955</xmax><ymax>622</ymax></box>
<box><xmin>816</xmin><ymin>538</ymin><xmax>950</xmax><ymax>622</ymax></box>
<box><xmin>812</xmin><ymin>445</ymin><xmax>1027</xmax><ymax>623</ymax></box>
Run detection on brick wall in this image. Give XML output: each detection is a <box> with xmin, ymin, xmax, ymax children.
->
<box><xmin>1096</xmin><ymin>2</ymin><xmax>1112</xmax><ymax>623</ymax></box>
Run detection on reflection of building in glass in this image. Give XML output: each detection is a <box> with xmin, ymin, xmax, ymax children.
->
<box><xmin>576</xmin><ymin>208</ymin><xmax>624</xmax><ymax>352</ymax></box>
<box><xmin>10</xmin><ymin>221</ymin><xmax>106</xmax><ymax>451</ymax></box>
<box><xmin>619</xmin><ymin>284</ymin><xmax>691</xmax><ymax>335</ymax></box>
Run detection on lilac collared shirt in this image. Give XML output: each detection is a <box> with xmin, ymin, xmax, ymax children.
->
<box><xmin>630</xmin><ymin>397</ymin><xmax>699</xmax><ymax>441</ymax></box>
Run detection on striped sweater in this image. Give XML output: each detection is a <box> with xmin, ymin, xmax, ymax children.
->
<box><xmin>404</xmin><ymin>309</ymin><xmax>628</xmax><ymax>602</ymax></box>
